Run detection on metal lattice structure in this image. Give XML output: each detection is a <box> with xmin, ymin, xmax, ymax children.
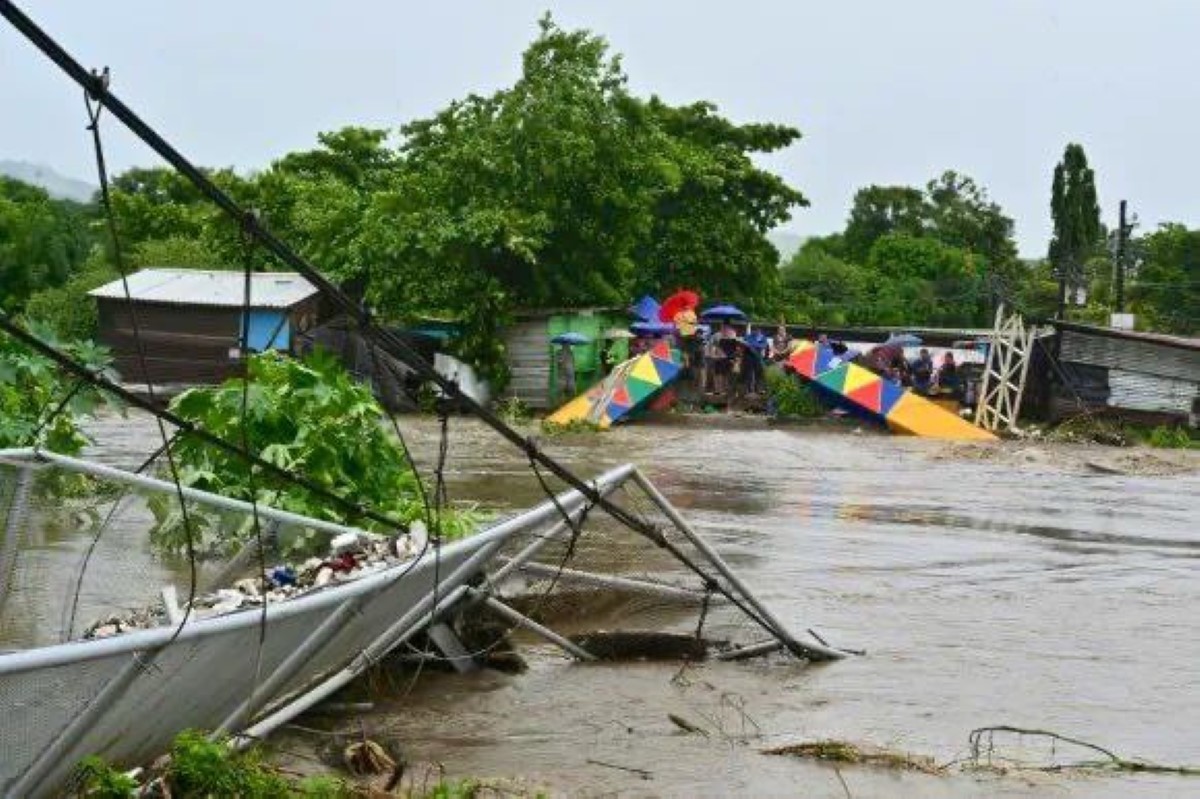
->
<box><xmin>975</xmin><ymin>306</ymin><xmax>1037</xmax><ymax>432</ymax></box>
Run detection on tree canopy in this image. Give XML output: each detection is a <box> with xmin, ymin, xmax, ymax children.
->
<box><xmin>780</xmin><ymin>170</ymin><xmax>1025</xmax><ymax>327</ymax></box>
<box><xmin>0</xmin><ymin>177</ymin><xmax>94</xmax><ymax>311</ymax></box>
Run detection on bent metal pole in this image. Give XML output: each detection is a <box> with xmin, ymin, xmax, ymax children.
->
<box><xmin>631</xmin><ymin>468</ymin><xmax>845</xmax><ymax>662</ymax></box>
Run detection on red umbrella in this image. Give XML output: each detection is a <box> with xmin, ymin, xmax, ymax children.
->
<box><xmin>658</xmin><ymin>289</ymin><xmax>700</xmax><ymax>323</ymax></box>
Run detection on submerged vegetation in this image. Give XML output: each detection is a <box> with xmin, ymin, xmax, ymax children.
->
<box><xmin>149</xmin><ymin>350</ymin><xmax>476</xmax><ymax>557</ymax></box>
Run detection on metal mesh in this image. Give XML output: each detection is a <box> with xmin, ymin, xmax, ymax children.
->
<box><xmin>0</xmin><ymin>448</ymin><xmax>799</xmax><ymax>795</ymax></box>
<box><xmin>0</xmin><ymin>449</ymin><xmax>556</xmax><ymax>796</ymax></box>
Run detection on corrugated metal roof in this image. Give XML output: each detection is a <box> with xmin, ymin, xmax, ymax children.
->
<box><xmin>1055</xmin><ymin>321</ymin><xmax>1200</xmax><ymax>352</ymax></box>
<box><xmin>88</xmin><ymin>268</ymin><xmax>318</xmax><ymax>309</ymax></box>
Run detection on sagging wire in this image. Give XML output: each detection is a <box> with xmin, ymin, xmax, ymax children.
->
<box><xmin>83</xmin><ymin>72</ymin><xmax>198</xmax><ymax>647</ymax></box>
<box><xmin>237</xmin><ymin>214</ymin><xmax>271</xmax><ymax>703</ymax></box>
<box><xmin>360</xmin><ymin>325</ymin><xmax>441</xmax><ymax>683</ymax></box>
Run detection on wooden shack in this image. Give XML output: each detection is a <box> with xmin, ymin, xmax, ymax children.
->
<box><xmin>1042</xmin><ymin>321</ymin><xmax>1200</xmax><ymax>426</ymax></box>
<box><xmin>502</xmin><ymin>308</ymin><xmax>628</xmax><ymax>409</ymax></box>
<box><xmin>89</xmin><ymin>268</ymin><xmax>323</xmax><ymax>390</ymax></box>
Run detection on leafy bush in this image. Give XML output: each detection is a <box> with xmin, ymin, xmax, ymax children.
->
<box><xmin>168</xmin><ymin>730</ymin><xmax>290</xmax><ymax>798</ymax></box>
<box><xmin>764</xmin><ymin>366</ymin><xmax>826</xmax><ymax>419</ymax></box>
<box><xmin>1145</xmin><ymin>425</ymin><xmax>1196</xmax><ymax>449</ymax></box>
<box><xmin>22</xmin><ymin>253</ymin><xmax>116</xmax><ymax>342</ymax></box>
<box><xmin>0</xmin><ymin>323</ymin><xmax>114</xmax><ymax>454</ymax></box>
<box><xmin>495</xmin><ymin>395</ymin><xmax>533</xmax><ymax>425</ymax></box>
<box><xmin>73</xmin><ymin>756</ymin><xmax>138</xmax><ymax>798</ymax></box>
<box><xmin>150</xmin><ymin>349</ymin><xmax>476</xmax><ymax>557</ymax></box>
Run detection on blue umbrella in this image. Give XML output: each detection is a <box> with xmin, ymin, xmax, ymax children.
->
<box><xmin>885</xmin><ymin>332</ymin><xmax>923</xmax><ymax>347</ymax></box>
<box><xmin>630</xmin><ymin>321</ymin><xmax>676</xmax><ymax>337</ymax></box>
<box><xmin>629</xmin><ymin>295</ymin><xmax>661</xmax><ymax>323</ymax></box>
<box><xmin>700</xmin><ymin>304</ymin><xmax>747</xmax><ymax>321</ymax></box>
<box><xmin>551</xmin><ymin>331</ymin><xmax>591</xmax><ymax>346</ymax></box>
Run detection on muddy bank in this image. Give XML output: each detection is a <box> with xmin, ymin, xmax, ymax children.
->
<box><xmin>937</xmin><ymin>439</ymin><xmax>1200</xmax><ymax>476</ymax></box>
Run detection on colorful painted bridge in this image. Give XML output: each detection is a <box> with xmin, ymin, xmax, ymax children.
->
<box><xmin>787</xmin><ymin>341</ymin><xmax>996</xmax><ymax>441</ymax></box>
<box><xmin>547</xmin><ymin>341</ymin><xmax>682</xmax><ymax>428</ymax></box>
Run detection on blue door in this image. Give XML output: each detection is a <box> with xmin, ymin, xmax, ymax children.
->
<box><xmin>243</xmin><ymin>310</ymin><xmax>291</xmax><ymax>352</ymax></box>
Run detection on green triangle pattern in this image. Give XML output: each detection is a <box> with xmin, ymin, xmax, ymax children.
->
<box><xmin>816</xmin><ymin>364</ymin><xmax>850</xmax><ymax>393</ymax></box>
<box><xmin>624</xmin><ymin>376</ymin><xmax>659</xmax><ymax>403</ymax></box>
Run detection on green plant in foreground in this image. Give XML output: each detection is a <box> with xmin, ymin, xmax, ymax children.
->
<box><xmin>764</xmin><ymin>366</ymin><xmax>826</xmax><ymax>419</ymax></box>
<box><xmin>73</xmin><ymin>755</ymin><xmax>139</xmax><ymax>798</ymax></box>
<box><xmin>0</xmin><ymin>322</ymin><xmax>114</xmax><ymax>454</ymax></box>
<box><xmin>1145</xmin><ymin>425</ymin><xmax>1196</xmax><ymax>449</ymax></box>
<box><xmin>149</xmin><ymin>349</ymin><xmax>477</xmax><ymax>558</ymax></box>
<box><xmin>540</xmin><ymin>418</ymin><xmax>602</xmax><ymax>435</ymax></box>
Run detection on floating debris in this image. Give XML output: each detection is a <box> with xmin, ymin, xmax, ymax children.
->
<box><xmin>764</xmin><ymin>740</ymin><xmax>943</xmax><ymax>775</ymax></box>
<box><xmin>81</xmin><ymin>527</ymin><xmax>424</xmax><ymax>639</ymax></box>
<box><xmin>569</xmin><ymin>630</ymin><xmax>716</xmax><ymax>661</ymax></box>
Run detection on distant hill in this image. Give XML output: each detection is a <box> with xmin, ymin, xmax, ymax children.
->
<box><xmin>0</xmin><ymin>160</ymin><xmax>96</xmax><ymax>202</ymax></box>
<box><xmin>768</xmin><ymin>229</ymin><xmax>805</xmax><ymax>263</ymax></box>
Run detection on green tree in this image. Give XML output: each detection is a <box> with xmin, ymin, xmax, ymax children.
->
<box><xmin>843</xmin><ymin>185</ymin><xmax>927</xmax><ymax>263</ymax></box>
<box><xmin>1048</xmin><ymin>143</ymin><xmax>1101</xmax><ymax>312</ymax></box>
<box><xmin>1132</xmin><ymin>223</ymin><xmax>1200</xmax><ymax>334</ymax></box>
<box><xmin>634</xmin><ymin>98</ymin><xmax>805</xmax><ymax>309</ymax></box>
<box><xmin>866</xmin><ymin>234</ymin><xmax>982</xmax><ymax>326</ymax></box>
<box><xmin>779</xmin><ymin>236</ymin><xmax>872</xmax><ymax>324</ymax></box>
<box><xmin>0</xmin><ymin>177</ymin><xmax>94</xmax><ymax>311</ymax></box>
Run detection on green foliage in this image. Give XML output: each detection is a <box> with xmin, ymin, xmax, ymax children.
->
<box><xmin>1131</xmin><ymin>223</ymin><xmax>1200</xmax><ymax>334</ymax></box>
<box><xmin>0</xmin><ymin>323</ymin><xmax>113</xmax><ymax>454</ymax></box>
<box><xmin>765</xmin><ymin>366</ymin><xmax>826</xmax><ymax>418</ymax></box>
<box><xmin>151</xmin><ymin>349</ymin><xmax>474</xmax><ymax>558</ymax></box>
<box><xmin>1049</xmin><ymin>143</ymin><xmax>1102</xmax><ymax>293</ymax></box>
<box><xmin>22</xmin><ymin>253</ymin><xmax>117</xmax><ymax>341</ymax></box>
<box><xmin>843</xmin><ymin>185</ymin><xmax>928</xmax><ymax>263</ymax></box>
<box><xmin>495</xmin><ymin>395</ymin><xmax>533</xmax><ymax>425</ymax></box>
<box><xmin>0</xmin><ymin>176</ymin><xmax>95</xmax><ymax>312</ymax></box>
<box><xmin>422</xmin><ymin>779</ymin><xmax>483</xmax><ymax>799</ymax></box>
<box><xmin>73</xmin><ymin>756</ymin><xmax>139</xmax><ymax>798</ymax></box>
<box><xmin>294</xmin><ymin>775</ymin><xmax>355</xmax><ymax>798</ymax></box>
<box><xmin>540</xmin><ymin>418</ymin><xmax>603</xmax><ymax>435</ymax></box>
<box><xmin>1145</xmin><ymin>425</ymin><xmax>1196</xmax><ymax>449</ymax></box>
<box><xmin>169</xmin><ymin>730</ymin><xmax>291</xmax><ymax>798</ymax></box>
<box><xmin>66</xmin><ymin>17</ymin><xmax>803</xmax><ymax>386</ymax></box>
<box><xmin>782</xmin><ymin>170</ymin><xmax>1022</xmax><ymax>327</ymax></box>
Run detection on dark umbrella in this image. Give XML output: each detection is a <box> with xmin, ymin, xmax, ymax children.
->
<box><xmin>551</xmin><ymin>332</ymin><xmax>591</xmax><ymax>346</ymax></box>
<box><xmin>700</xmin><ymin>304</ymin><xmax>747</xmax><ymax>321</ymax></box>
<box><xmin>658</xmin><ymin>289</ymin><xmax>701</xmax><ymax>323</ymax></box>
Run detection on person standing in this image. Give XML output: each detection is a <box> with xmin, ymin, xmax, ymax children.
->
<box><xmin>771</xmin><ymin>324</ymin><xmax>791</xmax><ymax>361</ymax></box>
<box><xmin>556</xmin><ymin>342</ymin><xmax>576</xmax><ymax>400</ymax></box>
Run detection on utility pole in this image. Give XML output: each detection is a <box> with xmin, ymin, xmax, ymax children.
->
<box><xmin>1114</xmin><ymin>200</ymin><xmax>1127</xmax><ymax>312</ymax></box>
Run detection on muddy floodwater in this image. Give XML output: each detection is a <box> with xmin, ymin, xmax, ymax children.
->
<box><xmin>84</xmin><ymin>413</ymin><xmax>1200</xmax><ymax>796</ymax></box>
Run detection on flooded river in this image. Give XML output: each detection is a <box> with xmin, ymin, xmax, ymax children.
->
<box><xmin>68</xmin><ymin>414</ymin><xmax>1200</xmax><ymax>795</ymax></box>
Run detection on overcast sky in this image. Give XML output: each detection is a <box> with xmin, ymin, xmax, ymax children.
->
<box><xmin>3</xmin><ymin>1</ymin><xmax>1199</xmax><ymax>257</ymax></box>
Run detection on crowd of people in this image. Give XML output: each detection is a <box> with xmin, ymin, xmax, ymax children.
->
<box><xmin>858</xmin><ymin>343</ymin><xmax>964</xmax><ymax>399</ymax></box>
<box><xmin>577</xmin><ymin>296</ymin><xmax>973</xmax><ymax>413</ymax></box>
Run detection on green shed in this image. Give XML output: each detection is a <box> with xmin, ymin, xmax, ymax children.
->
<box><xmin>502</xmin><ymin>308</ymin><xmax>630</xmax><ymax>410</ymax></box>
